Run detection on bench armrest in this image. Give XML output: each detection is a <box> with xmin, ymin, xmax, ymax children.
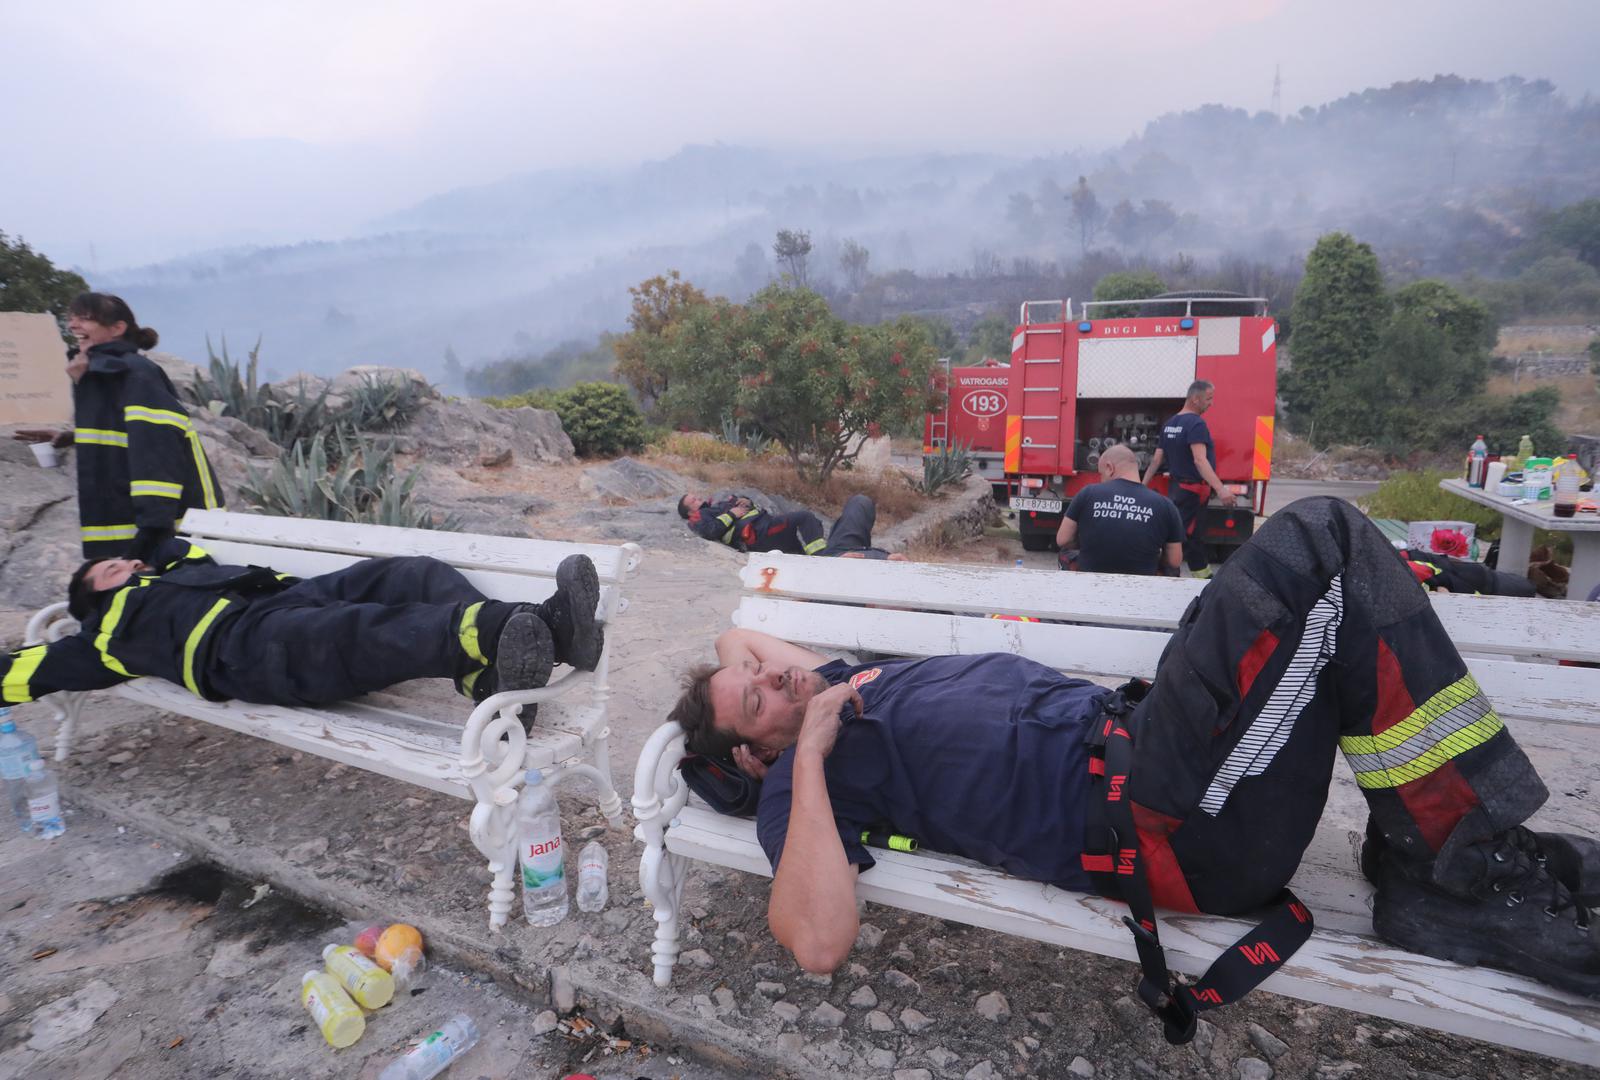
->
<box><xmin>25</xmin><ymin>602</ymin><xmax>76</xmax><ymax>646</ymax></box>
<box><xmin>631</xmin><ymin>721</ymin><xmax>691</xmax><ymax>833</ymax></box>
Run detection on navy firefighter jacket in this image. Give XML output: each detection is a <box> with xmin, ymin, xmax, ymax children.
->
<box><xmin>754</xmin><ymin>653</ymin><xmax>1112</xmax><ymax>891</ymax></box>
<box><xmin>0</xmin><ymin>540</ymin><xmax>295</xmax><ymax>706</ymax></box>
<box><xmin>73</xmin><ymin>340</ymin><xmax>224</xmax><ymax>559</ymax></box>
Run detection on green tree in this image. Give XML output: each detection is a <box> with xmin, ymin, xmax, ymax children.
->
<box><xmin>965</xmin><ymin>313</ymin><xmax>1014</xmax><ymax>363</ymax></box>
<box><xmin>1092</xmin><ymin>270</ymin><xmax>1168</xmax><ymax>317</ymax></box>
<box><xmin>773</xmin><ymin>229</ymin><xmax>813</xmax><ymax>287</ymax></box>
<box><xmin>1390</xmin><ymin>279</ymin><xmax>1497</xmax><ymax>358</ymax></box>
<box><xmin>0</xmin><ymin>232</ymin><xmax>87</xmax><ymax>320</ymax></box>
<box><xmin>610</xmin><ymin>271</ymin><xmax>709</xmax><ymax>411</ymax></box>
<box><xmin>839</xmin><ymin>238</ymin><xmax>871</xmax><ymax>292</ymax></box>
<box><xmin>1068</xmin><ymin>176</ymin><xmax>1103</xmax><ymax>256</ymax></box>
<box><xmin>660</xmin><ymin>285</ymin><xmax>939</xmax><ymax>481</ymax></box>
<box><xmin>1282</xmin><ymin>232</ymin><xmax>1389</xmax><ymax>442</ymax></box>
<box><xmin>912</xmin><ymin>315</ymin><xmax>959</xmax><ymax>359</ymax></box>
<box><xmin>1540</xmin><ymin>199</ymin><xmax>1600</xmax><ymax>272</ymax></box>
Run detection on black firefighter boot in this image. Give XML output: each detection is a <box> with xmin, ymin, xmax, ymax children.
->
<box><xmin>526</xmin><ymin>554</ymin><xmax>605</xmax><ymax>671</ymax></box>
<box><xmin>1368</xmin><ymin>826</ymin><xmax>1600</xmax><ymax>998</ymax></box>
<box><xmin>472</xmin><ymin>612</ymin><xmax>556</xmax><ymax>730</ymax></box>
<box><xmin>1363</xmin><ymin>817</ymin><xmax>1600</xmax><ymax>907</ymax></box>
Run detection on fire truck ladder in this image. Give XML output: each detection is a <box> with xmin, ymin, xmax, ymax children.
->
<box><xmin>928</xmin><ymin>357</ymin><xmax>952</xmax><ymax>450</ymax></box>
<box><xmin>1010</xmin><ymin>301</ymin><xmax>1073</xmax><ymax>492</ymax></box>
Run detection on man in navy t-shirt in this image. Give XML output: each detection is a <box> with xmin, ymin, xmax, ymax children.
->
<box><xmin>1057</xmin><ymin>445</ymin><xmax>1183</xmax><ymax>575</ymax></box>
<box><xmin>1143</xmin><ymin>379</ymin><xmax>1235</xmax><ymax>577</ymax></box>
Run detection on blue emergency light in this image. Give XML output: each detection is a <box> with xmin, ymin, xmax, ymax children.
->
<box><xmin>1077</xmin><ymin>321</ymin><xmax>1092</xmax><ymax>333</ymax></box>
<box><xmin>1180</xmin><ymin>317</ymin><xmax>1195</xmax><ymax>330</ymax></box>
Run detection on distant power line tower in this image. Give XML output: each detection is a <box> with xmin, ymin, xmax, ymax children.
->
<box><xmin>1271</xmin><ymin>64</ymin><xmax>1283</xmax><ymax>118</ymax></box>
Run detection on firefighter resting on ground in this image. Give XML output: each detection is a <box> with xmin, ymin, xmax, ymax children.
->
<box><xmin>1143</xmin><ymin>379</ymin><xmax>1234</xmax><ymax>579</ymax></box>
<box><xmin>1055</xmin><ymin>445</ymin><xmax>1184</xmax><ymax>576</ymax></box>
<box><xmin>667</xmin><ymin>497</ymin><xmax>1600</xmax><ymax>1038</ymax></box>
<box><xmin>0</xmin><ymin>541</ymin><xmax>605</xmax><ymax>725</ymax></box>
<box><xmin>12</xmin><ymin>293</ymin><xmax>224</xmax><ymax>561</ymax></box>
<box><xmin>678</xmin><ymin>492</ymin><xmax>908</xmax><ymax>560</ymax></box>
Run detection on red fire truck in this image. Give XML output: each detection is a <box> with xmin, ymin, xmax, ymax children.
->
<box><xmin>925</xmin><ymin>292</ymin><xmax>1278</xmax><ymax>556</ymax></box>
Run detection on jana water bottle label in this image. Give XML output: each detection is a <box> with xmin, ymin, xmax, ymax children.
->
<box><xmin>522</xmin><ymin>835</ymin><xmax>564</xmax><ymax>888</ymax></box>
<box><xmin>28</xmin><ymin>792</ymin><xmax>60</xmax><ymax>823</ymax></box>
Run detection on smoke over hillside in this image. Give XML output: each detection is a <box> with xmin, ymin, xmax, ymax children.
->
<box><xmin>97</xmin><ymin>75</ymin><xmax>1600</xmax><ymax>382</ymax></box>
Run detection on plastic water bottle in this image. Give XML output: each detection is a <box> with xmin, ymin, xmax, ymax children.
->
<box><xmin>0</xmin><ymin>711</ymin><xmax>41</xmax><ymax>833</ymax></box>
<box><xmin>24</xmin><ymin>759</ymin><xmax>64</xmax><ymax>838</ymax></box>
<box><xmin>575</xmin><ymin>840</ymin><xmax>609</xmax><ymax>913</ymax></box>
<box><xmin>323</xmin><ymin>943</ymin><xmax>395</xmax><ymax>1008</ymax></box>
<box><xmin>300</xmin><ymin>970</ymin><xmax>365</xmax><ymax>1048</ymax></box>
<box><xmin>518</xmin><ymin>769</ymin><xmax>568</xmax><ymax>926</ymax></box>
<box><xmin>379</xmin><ymin>1015</ymin><xmax>480</xmax><ymax>1080</ymax></box>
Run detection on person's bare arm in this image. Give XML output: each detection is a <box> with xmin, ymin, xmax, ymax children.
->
<box><xmin>1055</xmin><ymin>515</ymin><xmax>1078</xmax><ymax>549</ymax></box>
<box><xmin>1161</xmin><ymin>541</ymin><xmax>1183</xmax><ymax>576</ymax></box>
<box><xmin>714</xmin><ymin>627</ymin><xmax>828</xmax><ymax>673</ymax></box>
<box><xmin>768</xmin><ymin>681</ymin><xmax>863</xmax><ymax>973</ymax></box>
<box><xmin>1190</xmin><ymin>444</ymin><xmax>1236</xmax><ymax>506</ymax></box>
<box><xmin>1142</xmin><ymin>448</ymin><xmax>1164</xmax><ymax>485</ymax></box>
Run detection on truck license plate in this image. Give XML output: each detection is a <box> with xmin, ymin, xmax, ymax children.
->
<box><xmin>1012</xmin><ymin>497</ymin><xmax>1063</xmax><ymax>513</ymax></box>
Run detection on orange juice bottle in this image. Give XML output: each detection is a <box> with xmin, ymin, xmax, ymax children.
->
<box><xmin>323</xmin><ymin>944</ymin><xmax>395</xmax><ymax>1009</ymax></box>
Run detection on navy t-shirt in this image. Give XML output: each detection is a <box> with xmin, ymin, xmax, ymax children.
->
<box><xmin>754</xmin><ymin>654</ymin><xmax>1110</xmax><ymax>891</ymax></box>
<box><xmin>1159</xmin><ymin>412</ymin><xmax>1216</xmax><ymax>484</ymax></box>
<box><xmin>1065</xmin><ymin>478</ymin><xmax>1183</xmax><ymax>575</ymax></box>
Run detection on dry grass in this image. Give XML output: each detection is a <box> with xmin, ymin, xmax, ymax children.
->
<box><xmin>652</xmin><ymin>431</ymin><xmax>749</xmax><ymax>464</ymax></box>
<box><xmin>1487</xmin><ymin>372</ymin><xmax>1600</xmax><ymax>433</ymax></box>
<box><xmin>643</xmin><ymin>451</ymin><xmax>930</xmax><ymax>524</ymax></box>
<box><xmin>1494</xmin><ymin>326</ymin><xmax>1597</xmax><ymax>357</ymax></box>
<box><xmin>903</xmin><ymin>531</ymin><xmax>1019</xmax><ymax>564</ymax></box>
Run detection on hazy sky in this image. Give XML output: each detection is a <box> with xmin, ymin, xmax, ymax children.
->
<box><xmin>4</xmin><ymin>0</ymin><xmax>1597</xmax><ymax>270</ymax></box>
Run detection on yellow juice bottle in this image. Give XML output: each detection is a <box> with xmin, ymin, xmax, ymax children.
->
<box><xmin>300</xmin><ymin>970</ymin><xmax>366</xmax><ymax>1048</ymax></box>
<box><xmin>323</xmin><ymin>944</ymin><xmax>395</xmax><ymax>1009</ymax></box>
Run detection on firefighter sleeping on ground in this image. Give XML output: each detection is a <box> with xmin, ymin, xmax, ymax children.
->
<box><xmin>677</xmin><ymin>493</ymin><xmax>906</xmax><ymax>560</ymax></box>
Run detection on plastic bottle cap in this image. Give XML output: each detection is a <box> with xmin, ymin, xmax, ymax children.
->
<box><xmin>524</xmin><ymin>768</ymin><xmax>543</xmax><ymax>785</ymax></box>
<box><xmin>302</xmin><ymin>971</ymin><xmax>320</xmax><ymax>986</ymax></box>
<box><xmin>322</xmin><ymin>943</ymin><xmax>339</xmax><ymax>960</ymax></box>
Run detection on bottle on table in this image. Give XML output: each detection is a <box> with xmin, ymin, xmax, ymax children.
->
<box><xmin>378</xmin><ymin>1015</ymin><xmax>480</xmax><ymax>1080</ymax></box>
<box><xmin>518</xmin><ymin>769</ymin><xmax>568</xmax><ymax>927</ymax></box>
<box><xmin>575</xmin><ymin>839</ymin><xmax>609</xmax><ymax>913</ymax></box>
<box><xmin>1517</xmin><ymin>434</ymin><xmax>1535</xmax><ymax>462</ymax></box>
<box><xmin>323</xmin><ymin>944</ymin><xmax>395</xmax><ymax>1008</ymax></box>
<box><xmin>1555</xmin><ymin>454</ymin><xmax>1581</xmax><ymax>519</ymax></box>
<box><xmin>0</xmin><ymin>711</ymin><xmax>41</xmax><ymax>833</ymax></box>
<box><xmin>24</xmin><ymin>759</ymin><xmax>64</xmax><ymax>838</ymax></box>
<box><xmin>1466</xmin><ymin>435</ymin><xmax>1488</xmax><ymax>488</ymax></box>
<box><xmin>300</xmin><ymin>970</ymin><xmax>365</xmax><ymax>1048</ymax></box>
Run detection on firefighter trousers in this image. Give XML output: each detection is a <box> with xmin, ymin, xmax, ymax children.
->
<box><xmin>204</xmin><ymin>556</ymin><xmax>516</xmax><ymax>706</ymax></box>
<box><xmin>747</xmin><ymin>511</ymin><xmax>827</xmax><ymax>555</ymax></box>
<box><xmin>1124</xmin><ymin>496</ymin><xmax>1546</xmax><ymax>916</ymax></box>
<box><xmin>819</xmin><ymin>494</ymin><xmax>889</xmax><ymax>559</ymax></box>
<box><xmin>1169</xmin><ymin>482</ymin><xmax>1212</xmax><ymax>572</ymax></box>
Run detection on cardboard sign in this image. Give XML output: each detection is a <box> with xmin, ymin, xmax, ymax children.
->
<box><xmin>0</xmin><ymin>312</ymin><xmax>72</xmax><ymax>425</ymax></box>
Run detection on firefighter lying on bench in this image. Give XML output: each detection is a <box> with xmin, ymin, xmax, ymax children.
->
<box><xmin>678</xmin><ymin>492</ymin><xmax>907</xmax><ymax>560</ymax></box>
<box><xmin>667</xmin><ymin>497</ymin><xmax>1600</xmax><ymax>1040</ymax></box>
<box><xmin>1</xmin><ymin>540</ymin><xmax>604</xmax><ymax>720</ymax></box>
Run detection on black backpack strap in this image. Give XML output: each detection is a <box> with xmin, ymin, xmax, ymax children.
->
<box><xmin>1084</xmin><ymin>709</ymin><xmax>1315</xmax><ymax>1044</ymax></box>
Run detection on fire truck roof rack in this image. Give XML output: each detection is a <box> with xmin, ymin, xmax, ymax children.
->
<box><xmin>1019</xmin><ymin>299</ymin><xmax>1074</xmax><ymax>325</ymax></box>
<box><xmin>1077</xmin><ymin>292</ymin><xmax>1269</xmax><ymax>319</ymax></box>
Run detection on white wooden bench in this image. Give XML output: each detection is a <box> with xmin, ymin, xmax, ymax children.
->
<box><xmin>24</xmin><ymin>509</ymin><xmax>641</xmax><ymax>931</ymax></box>
<box><xmin>632</xmin><ymin>552</ymin><xmax>1600</xmax><ymax>1067</ymax></box>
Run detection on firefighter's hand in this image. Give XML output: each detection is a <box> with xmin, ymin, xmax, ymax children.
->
<box><xmin>796</xmin><ymin>682</ymin><xmax>863</xmax><ymax>762</ymax></box>
<box><xmin>1218</xmin><ymin>489</ymin><xmax>1238</xmax><ymax>507</ymax></box>
<box><xmin>732</xmin><ymin>743</ymin><xmax>778</xmax><ymax>780</ymax></box>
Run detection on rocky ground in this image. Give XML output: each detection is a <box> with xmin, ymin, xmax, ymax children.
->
<box><xmin>2</xmin><ymin>373</ymin><xmax>1597</xmax><ymax>1079</ymax></box>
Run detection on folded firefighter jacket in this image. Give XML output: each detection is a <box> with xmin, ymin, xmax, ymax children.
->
<box><xmin>73</xmin><ymin>341</ymin><xmax>224</xmax><ymax>559</ymax></box>
<box><xmin>1</xmin><ymin>540</ymin><xmax>295</xmax><ymax>706</ymax></box>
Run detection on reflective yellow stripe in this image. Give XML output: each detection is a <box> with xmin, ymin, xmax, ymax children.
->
<box><xmin>1341</xmin><ymin>675</ymin><xmax>1506</xmax><ymax>789</ymax></box>
<box><xmin>82</xmin><ymin>524</ymin><xmax>138</xmax><ymax>543</ymax></box>
<box><xmin>77</xmin><ymin>428</ymin><xmax>129</xmax><ymax>447</ymax></box>
<box><xmin>182</xmin><ymin>599</ymin><xmax>232</xmax><ymax>697</ymax></box>
<box><xmin>717</xmin><ymin>513</ymin><xmax>737</xmax><ymax>545</ymax></box>
<box><xmin>458</xmin><ymin>601</ymin><xmax>488</xmax><ymax>665</ymax></box>
<box><xmin>803</xmin><ymin>537</ymin><xmax>828</xmax><ymax>555</ymax></box>
<box><xmin>461</xmin><ymin>668</ymin><xmax>483</xmax><ymax>699</ymax></box>
<box><xmin>3</xmin><ymin>645</ymin><xmax>48</xmax><ymax>704</ymax></box>
<box><xmin>131</xmin><ymin>480</ymin><xmax>185</xmax><ymax>499</ymax></box>
<box><xmin>188</xmin><ymin>431</ymin><xmax>219</xmax><ymax>508</ymax></box>
<box><xmin>92</xmin><ymin>582</ymin><xmax>147</xmax><ymax>676</ymax></box>
<box><xmin>124</xmin><ymin>405</ymin><xmax>192</xmax><ymax>430</ymax></box>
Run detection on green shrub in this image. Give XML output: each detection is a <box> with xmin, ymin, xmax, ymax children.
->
<box><xmin>239</xmin><ymin>428</ymin><xmax>459</xmax><ymax>530</ymax></box>
<box><xmin>720</xmin><ymin>414</ymin><xmax>772</xmax><ymax>455</ymax></box>
<box><xmin>488</xmin><ymin>381</ymin><xmax>646</xmax><ymax>457</ymax></box>
<box><xmin>920</xmin><ymin>440</ymin><xmax>973</xmax><ymax>494</ymax></box>
<box><xmin>188</xmin><ymin>338</ymin><xmax>335</xmax><ymax>449</ymax></box>
<box><xmin>344</xmin><ymin>372</ymin><xmax>429</xmax><ymax>432</ymax></box>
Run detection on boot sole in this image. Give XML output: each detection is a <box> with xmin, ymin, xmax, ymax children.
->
<box><xmin>1374</xmin><ymin>892</ymin><xmax>1600</xmax><ymax>998</ymax></box>
<box><xmin>556</xmin><ymin>554</ymin><xmax>603</xmax><ymax>670</ymax></box>
<box><xmin>493</xmin><ymin>612</ymin><xmax>554</xmax><ymax>695</ymax></box>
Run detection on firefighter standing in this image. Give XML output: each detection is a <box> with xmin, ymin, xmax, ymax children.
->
<box><xmin>1144</xmin><ymin>379</ymin><xmax>1234</xmax><ymax>578</ymax></box>
<box><xmin>13</xmin><ymin>293</ymin><xmax>224</xmax><ymax>560</ymax></box>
